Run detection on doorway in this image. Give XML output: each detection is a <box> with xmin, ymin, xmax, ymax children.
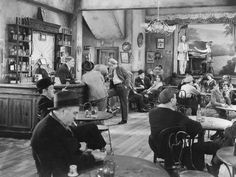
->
<box><xmin>96</xmin><ymin>47</ymin><xmax>119</xmax><ymax>65</ymax></box>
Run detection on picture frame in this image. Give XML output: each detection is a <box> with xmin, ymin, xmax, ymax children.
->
<box><xmin>156</xmin><ymin>38</ymin><xmax>165</xmax><ymax>49</ymax></box>
<box><xmin>120</xmin><ymin>52</ymin><xmax>129</xmax><ymax>63</ymax></box>
<box><xmin>146</xmin><ymin>51</ymin><xmax>155</xmax><ymax>63</ymax></box>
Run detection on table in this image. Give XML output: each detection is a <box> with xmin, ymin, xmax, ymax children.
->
<box><xmin>216</xmin><ymin>105</ymin><xmax>236</xmax><ymax>112</ymax></box>
<box><xmin>216</xmin><ymin>146</ymin><xmax>236</xmax><ymax>177</ymax></box>
<box><xmin>75</xmin><ymin>111</ymin><xmax>113</xmax><ymax>122</ymax></box>
<box><xmin>189</xmin><ymin>116</ymin><xmax>232</xmax><ymax>131</ymax></box>
<box><xmin>79</xmin><ymin>155</ymin><xmax>170</xmax><ymax>177</ymax></box>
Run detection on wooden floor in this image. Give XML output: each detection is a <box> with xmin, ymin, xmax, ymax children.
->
<box><xmin>0</xmin><ymin>112</ymin><xmax>231</xmax><ymax>177</ymax></box>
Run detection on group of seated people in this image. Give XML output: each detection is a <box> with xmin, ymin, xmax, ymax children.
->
<box><xmin>149</xmin><ymin>87</ymin><xmax>236</xmax><ymax>177</ymax></box>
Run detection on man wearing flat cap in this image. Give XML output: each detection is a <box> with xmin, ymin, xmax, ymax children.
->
<box><xmin>36</xmin><ymin>78</ymin><xmax>55</xmax><ymax>121</ymax></box>
<box><xmin>108</xmin><ymin>58</ymin><xmax>131</xmax><ymax>124</ymax></box>
<box><xmin>31</xmin><ymin>90</ymin><xmax>106</xmax><ymax>177</ymax></box>
<box><xmin>82</xmin><ymin>61</ymin><xmax>108</xmax><ymax>111</ymax></box>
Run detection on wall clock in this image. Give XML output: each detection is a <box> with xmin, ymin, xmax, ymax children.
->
<box><xmin>122</xmin><ymin>42</ymin><xmax>131</xmax><ymax>52</ymax></box>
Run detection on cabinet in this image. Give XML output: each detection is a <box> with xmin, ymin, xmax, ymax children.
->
<box><xmin>55</xmin><ymin>28</ymin><xmax>72</xmax><ymax>70</ymax></box>
<box><xmin>7</xmin><ymin>22</ymin><xmax>32</xmax><ymax>83</ymax></box>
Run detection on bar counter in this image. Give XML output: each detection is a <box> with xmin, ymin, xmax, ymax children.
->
<box><xmin>0</xmin><ymin>83</ymin><xmax>88</xmax><ymax>138</ymax></box>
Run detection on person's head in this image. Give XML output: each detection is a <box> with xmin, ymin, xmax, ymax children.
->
<box><xmin>108</xmin><ymin>58</ymin><xmax>118</xmax><ymax>69</ymax></box>
<box><xmin>223</xmin><ymin>82</ymin><xmax>230</xmax><ymax>92</ymax></box>
<box><xmin>158</xmin><ymin>88</ymin><xmax>177</xmax><ymax>106</ymax></box>
<box><xmin>65</xmin><ymin>56</ymin><xmax>75</xmax><ymax>69</ymax></box>
<box><xmin>218</xmin><ymin>80</ymin><xmax>225</xmax><ymax>90</ymax></box>
<box><xmin>222</xmin><ymin>75</ymin><xmax>231</xmax><ymax>83</ymax></box>
<box><xmin>138</xmin><ymin>69</ymin><xmax>145</xmax><ymax>79</ymax></box>
<box><xmin>146</xmin><ymin>68</ymin><xmax>153</xmax><ymax>75</ymax></box>
<box><xmin>82</xmin><ymin>61</ymin><xmax>94</xmax><ymax>72</ymax></box>
<box><xmin>181</xmin><ymin>35</ymin><xmax>186</xmax><ymax>42</ymax></box>
<box><xmin>36</xmin><ymin>78</ymin><xmax>54</xmax><ymax>98</ymax></box>
<box><xmin>158</xmin><ymin>65</ymin><xmax>163</xmax><ymax>70</ymax></box>
<box><xmin>156</xmin><ymin>75</ymin><xmax>163</xmax><ymax>82</ymax></box>
<box><xmin>50</xmin><ymin>90</ymin><xmax>80</xmax><ymax>126</ymax></box>
<box><xmin>206</xmin><ymin>73</ymin><xmax>214</xmax><ymax>80</ymax></box>
<box><xmin>183</xmin><ymin>75</ymin><xmax>194</xmax><ymax>84</ymax></box>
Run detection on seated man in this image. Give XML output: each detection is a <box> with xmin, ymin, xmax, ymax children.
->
<box><xmin>134</xmin><ymin>69</ymin><xmax>151</xmax><ymax>93</ymax></box>
<box><xmin>179</xmin><ymin>75</ymin><xmax>200</xmax><ymax>115</ymax></box>
<box><xmin>149</xmin><ymin>88</ymin><xmax>219</xmax><ymax>173</ymax></box>
<box><xmin>31</xmin><ymin>90</ymin><xmax>106</xmax><ymax>177</ymax></box>
<box><xmin>129</xmin><ymin>86</ymin><xmax>148</xmax><ymax>112</ymax></box>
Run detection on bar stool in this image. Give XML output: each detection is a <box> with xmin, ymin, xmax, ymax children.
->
<box><xmin>179</xmin><ymin>170</ymin><xmax>214</xmax><ymax>177</ymax></box>
<box><xmin>97</xmin><ymin>125</ymin><xmax>113</xmax><ymax>154</ymax></box>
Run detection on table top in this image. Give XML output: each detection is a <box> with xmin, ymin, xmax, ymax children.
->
<box><xmin>189</xmin><ymin>116</ymin><xmax>232</xmax><ymax>130</ymax></box>
<box><xmin>216</xmin><ymin>146</ymin><xmax>236</xmax><ymax>167</ymax></box>
<box><xmin>79</xmin><ymin>155</ymin><xmax>170</xmax><ymax>177</ymax></box>
<box><xmin>74</xmin><ymin>111</ymin><xmax>113</xmax><ymax>121</ymax></box>
<box><xmin>216</xmin><ymin>105</ymin><xmax>236</xmax><ymax>111</ymax></box>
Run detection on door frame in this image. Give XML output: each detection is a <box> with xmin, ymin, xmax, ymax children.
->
<box><xmin>95</xmin><ymin>47</ymin><xmax>119</xmax><ymax>64</ymax></box>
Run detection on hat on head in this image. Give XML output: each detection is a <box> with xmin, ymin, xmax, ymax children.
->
<box><xmin>158</xmin><ymin>88</ymin><xmax>176</xmax><ymax>104</ymax></box>
<box><xmin>49</xmin><ymin>90</ymin><xmax>80</xmax><ymax>110</ymax></box>
<box><xmin>138</xmin><ymin>69</ymin><xmax>144</xmax><ymax>75</ymax></box>
<box><xmin>183</xmin><ymin>75</ymin><xmax>194</xmax><ymax>83</ymax></box>
<box><xmin>82</xmin><ymin>61</ymin><xmax>94</xmax><ymax>71</ymax></box>
<box><xmin>36</xmin><ymin>78</ymin><xmax>54</xmax><ymax>92</ymax></box>
<box><xmin>108</xmin><ymin>58</ymin><xmax>118</xmax><ymax>65</ymax></box>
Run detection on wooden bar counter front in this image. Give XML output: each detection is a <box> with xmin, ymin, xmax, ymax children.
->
<box><xmin>0</xmin><ymin>83</ymin><xmax>87</xmax><ymax>139</ymax></box>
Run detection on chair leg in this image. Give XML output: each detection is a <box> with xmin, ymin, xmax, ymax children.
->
<box><xmin>107</xmin><ymin>127</ymin><xmax>113</xmax><ymax>154</ymax></box>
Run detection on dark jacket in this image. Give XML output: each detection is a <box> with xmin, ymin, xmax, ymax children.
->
<box><xmin>31</xmin><ymin>115</ymin><xmax>96</xmax><ymax>177</ymax></box>
<box><xmin>56</xmin><ymin>64</ymin><xmax>75</xmax><ymax>84</ymax></box>
<box><xmin>110</xmin><ymin>66</ymin><xmax>131</xmax><ymax>89</ymax></box>
<box><xmin>134</xmin><ymin>76</ymin><xmax>151</xmax><ymax>90</ymax></box>
<box><xmin>37</xmin><ymin>95</ymin><xmax>53</xmax><ymax>120</ymax></box>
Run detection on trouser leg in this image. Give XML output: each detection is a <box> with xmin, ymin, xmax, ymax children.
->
<box><xmin>115</xmin><ymin>85</ymin><xmax>129</xmax><ymax>122</ymax></box>
<box><xmin>179</xmin><ymin>60</ymin><xmax>184</xmax><ymax>74</ymax></box>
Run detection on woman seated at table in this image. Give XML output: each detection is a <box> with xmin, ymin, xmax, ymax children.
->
<box><xmin>205</xmin><ymin>73</ymin><xmax>217</xmax><ymax>93</ymax></box>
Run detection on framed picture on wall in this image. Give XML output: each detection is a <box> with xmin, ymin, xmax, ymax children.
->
<box><xmin>146</xmin><ymin>51</ymin><xmax>155</xmax><ymax>63</ymax></box>
<box><xmin>120</xmin><ymin>52</ymin><xmax>129</xmax><ymax>63</ymax></box>
<box><xmin>156</xmin><ymin>38</ymin><xmax>165</xmax><ymax>49</ymax></box>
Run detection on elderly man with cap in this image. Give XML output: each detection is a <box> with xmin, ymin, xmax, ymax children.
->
<box><xmin>82</xmin><ymin>61</ymin><xmax>108</xmax><ymax>111</ymax></box>
<box><xmin>107</xmin><ymin>58</ymin><xmax>131</xmax><ymax>124</ymax></box>
<box><xmin>56</xmin><ymin>56</ymin><xmax>75</xmax><ymax>84</ymax></box>
<box><xmin>36</xmin><ymin>78</ymin><xmax>55</xmax><ymax>121</ymax></box>
<box><xmin>149</xmin><ymin>88</ymin><xmax>219</xmax><ymax>174</ymax></box>
<box><xmin>31</xmin><ymin>90</ymin><xmax>106</xmax><ymax>177</ymax></box>
<box><xmin>179</xmin><ymin>75</ymin><xmax>200</xmax><ymax>115</ymax></box>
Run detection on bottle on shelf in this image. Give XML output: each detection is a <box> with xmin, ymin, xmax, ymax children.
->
<box><xmin>9</xmin><ymin>59</ymin><xmax>16</xmax><ymax>71</ymax></box>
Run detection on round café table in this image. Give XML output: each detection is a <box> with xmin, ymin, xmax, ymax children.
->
<box><xmin>216</xmin><ymin>146</ymin><xmax>236</xmax><ymax>177</ymax></box>
<box><xmin>189</xmin><ymin>116</ymin><xmax>232</xmax><ymax>131</ymax></box>
<box><xmin>74</xmin><ymin>111</ymin><xmax>113</xmax><ymax>122</ymax></box>
<box><xmin>79</xmin><ymin>155</ymin><xmax>170</xmax><ymax>177</ymax></box>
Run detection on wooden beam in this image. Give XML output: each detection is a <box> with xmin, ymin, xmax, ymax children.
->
<box><xmin>80</xmin><ymin>0</ymin><xmax>236</xmax><ymax>11</ymax></box>
<box><xmin>18</xmin><ymin>0</ymin><xmax>74</xmax><ymax>14</ymax></box>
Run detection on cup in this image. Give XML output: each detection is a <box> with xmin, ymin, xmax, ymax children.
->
<box><xmin>68</xmin><ymin>164</ymin><xmax>78</xmax><ymax>177</ymax></box>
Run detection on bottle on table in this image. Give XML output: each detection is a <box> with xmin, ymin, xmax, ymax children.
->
<box><xmin>196</xmin><ymin>104</ymin><xmax>202</xmax><ymax>122</ymax></box>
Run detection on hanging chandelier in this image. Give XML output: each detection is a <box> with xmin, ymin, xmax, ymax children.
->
<box><xmin>142</xmin><ymin>0</ymin><xmax>176</xmax><ymax>35</ymax></box>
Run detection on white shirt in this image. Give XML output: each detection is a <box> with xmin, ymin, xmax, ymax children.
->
<box><xmin>113</xmin><ymin>69</ymin><xmax>122</xmax><ymax>85</ymax></box>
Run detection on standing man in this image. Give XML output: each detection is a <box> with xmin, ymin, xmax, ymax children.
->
<box><xmin>108</xmin><ymin>58</ymin><xmax>131</xmax><ymax>124</ymax></box>
<box><xmin>56</xmin><ymin>56</ymin><xmax>75</xmax><ymax>84</ymax></box>
<box><xmin>82</xmin><ymin>61</ymin><xmax>108</xmax><ymax>111</ymax></box>
<box><xmin>36</xmin><ymin>78</ymin><xmax>55</xmax><ymax>121</ymax></box>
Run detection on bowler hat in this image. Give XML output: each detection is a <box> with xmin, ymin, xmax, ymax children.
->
<box><xmin>49</xmin><ymin>90</ymin><xmax>79</xmax><ymax>110</ymax></box>
<box><xmin>183</xmin><ymin>75</ymin><xmax>194</xmax><ymax>83</ymax></box>
<box><xmin>36</xmin><ymin>78</ymin><xmax>54</xmax><ymax>92</ymax></box>
<box><xmin>82</xmin><ymin>61</ymin><xmax>94</xmax><ymax>71</ymax></box>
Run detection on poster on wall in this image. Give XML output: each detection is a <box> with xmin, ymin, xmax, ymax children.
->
<box><xmin>146</xmin><ymin>51</ymin><xmax>155</xmax><ymax>63</ymax></box>
<box><xmin>187</xmin><ymin>23</ymin><xmax>235</xmax><ymax>75</ymax></box>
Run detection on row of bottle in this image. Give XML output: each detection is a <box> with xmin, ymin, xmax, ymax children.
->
<box><xmin>9</xmin><ymin>45</ymin><xmax>30</xmax><ymax>56</ymax></box>
<box><xmin>57</xmin><ymin>35</ymin><xmax>71</xmax><ymax>46</ymax></box>
<box><xmin>9</xmin><ymin>27</ymin><xmax>32</xmax><ymax>41</ymax></box>
<box><xmin>9</xmin><ymin>59</ymin><xmax>30</xmax><ymax>72</ymax></box>
<box><xmin>16</xmin><ymin>17</ymin><xmax>30</xmax><ymax>26</ymax></box>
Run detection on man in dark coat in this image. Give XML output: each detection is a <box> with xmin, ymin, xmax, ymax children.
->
<box><xmin>31</xmin><ymin>90</ymin><xmax>106</xmax><ymax>177</ymax></box>
<box><xmin>149</xmin><ymin>88</ymin><xmax>219</xmax><ymax>173</ymax></box>
<box><xmin>134</xmin><ymin>69</ymin><xmax>151</xmax><ymax>93</ymax></box>
<box><xmin>56</xmin><ymin>56</ymin><xmax>75</xmax><ymax>84</ymax></box>
<box><xmin>108</xmin><ymin>58</ymin><xmax>131</xmax><ymax>124</ymax></box>
<box><xmin>36</xmin><ymin>78</ymin><xmax>54</xmax><ymax>121</ymax></box>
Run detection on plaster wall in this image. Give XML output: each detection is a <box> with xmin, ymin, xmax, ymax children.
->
<box><xmin>0</xmin><ymin>0</ymin><xmax>71</xmax><ymax>80</ymax></box>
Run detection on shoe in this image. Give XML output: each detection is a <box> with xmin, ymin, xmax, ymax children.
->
<box><xmin>118</xmin><ymin>120</ymin><xmax>127</xmax><ymax>124</ymax></box>
<box><xmin>206</xmin><ymin>163</ymin><xmax>219</xmax><ymax>177</ymax></box>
